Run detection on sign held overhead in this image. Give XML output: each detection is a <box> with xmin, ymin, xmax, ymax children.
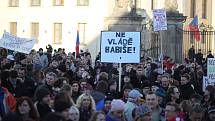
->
<box><xmin>153</xmin><ymin>9</ymin><xmax>168</xmax><ymax>31</ymax></box>
<box><xmin>100</xmin><ymin>31</ymin><xmax>140</xmax><ymax>63</ymax></box>
<box><xmin>0</xmin><ymin>32</ymin><xmax>36</xmax><ymax>54</ymax></box>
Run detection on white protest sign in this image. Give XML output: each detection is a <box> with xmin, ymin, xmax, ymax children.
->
<box><xmin>153</xmin><ymin>9</ymin><xmax>167</xmax><ymax>31</ymax></box>
<box><xmin>0</xmin><ymin>32</ymin><xmax>36</xmax><ymax>54</ymax></box>
<box><xmin>100</xmin><ymin>31</ymin><xmax>140</xmax><ymax>63</ymax></box>
<box><xmin>207</xmin><ymin>58</ymin><xmax>215</xmax><ymax>83</ymax></box>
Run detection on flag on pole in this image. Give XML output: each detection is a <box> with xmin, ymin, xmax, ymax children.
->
<box><xmin>76</xmin><ymin>30</ymin><xmax>80</xmax><ymax>58</ymax></box>
<box><xmin>189</xmin><ymin>16</ymin><xmax>201</xmax><ymax>41</ymax></box>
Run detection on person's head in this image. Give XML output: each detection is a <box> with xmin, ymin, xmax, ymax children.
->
<box><xmin>39</xmin><ymin>48</ymin><xmax>43</xmax><ymax>54</ymax></box>
<box><xmin>16</xmin><ymin>96</ymin><xmax>38</xmax><ymax>120</ymax></box>
<box><xmin>54</xmin><ymin>92</ymin><xmax>74</xmax><ymax>106</ymax></box>
<box><xmin>128</xmin><ymin>89</ymin><xmax>143</xmax><ymax>103</ymax></box>
<box><xmin>164</xmin><ymin>102</ymin><xmax>180</xmax><ymax>120</ymax></box>
<box><xmin>76</xmin><ymin>93</ymin><xmax>96</xmax><ymax>110</ymax></box>
<box><xmin>190</xmin><ymin>93</ymin><xmax>202</xmax><ymax>104</ymax></box>
<box><xmin>69</xmin><ymin>106</ymin><xmax>80</xmax><ymax>121</ymax></box>
<box><xmin>79</xmin><ymin>79</ymin><xmax>88</xmax><ymax>89</ymax></box>
<box><xmin>180</xmin><ymin>74</ymin><xmax>190</xmax><ymax>85</ymax></box>
<box><xmin>122</xmin><ymin>84</ymin><xmax>133</xmax><ymax>98</ymax></box>
<box><xmin>36</xmin><ymin>87</ymin><xmax>51</xmax><ymax>104</ymax></box>
<box><xmin>188</xmin><ymin>103</ymin><xmax>204</xmax><ymax>121</ymax></box>
<box><xmin>167</xmin><ymin>86</ymin><xmax>180</xmax><ymax>100</ymax></box>
<box><xmin>179</xmin><ymin>100</ymin><xmax>192</xmax><ymax>113</ymax></box>
<box><xmin>161</xmin><ymin>75</ymin><xmax>170</xmax><ymax>88</ymax></box>
<box><xmin>54</xmin><ymin>101</ymin><xmax>71</xmax><ymax>120</ymax></box>
<box><xmin>71</xmin><ymin>81</ymin><xmax>80</xmax><ymax>92</ymax></box>
<box><xmin>110</xmin><ymin>99</ymin><xmax>125</xmax><ymax>119</ymax></box>
<box><xmin>89</xmin><ymin>111</ymin><xmax>106</xmax><ymax>121</ymax></box>
<box><xmin>44</xmin><ymin>112</ymin><xmax>66</xmax><ymax>121</ymax></box>
<box><xmin>61</xmin><ymin>84</ymin><xmax>73</xmax><ymax>97</ymax></box>
<box><xmin>145</xmin><ymin>91</ymin><xmax>158</xmax><ymax>110</ymax></box>
<box><xmin>50</xmin><ymin>59</ymin><xmax>59</xmax><ymax>68</ymax></box>
<box><xmin>132</xmin><ymin>105</ymin><xmax>151</xmax><ymax>119</ymax></box>
<box><xmin>103</xmin><ymin>96</ymin><xmax>113</xmax><ymax>112</ymax></box>
<box><xmin>109</xmin><ymin>81</ymin><xmax>117</xmax><ymax>91</ymax></box>
<box><xmin>155</xmin><ymin>88</ymin><xmax>166</xmax><ymax>105</ymax></box>
<box><xmin>136</xmin><ymin>66</ymin><xmax>144</xmax><ymax>76</ymax></box>
<box><xmin>208</xmin><ymin>106</ymin><xmax>215</xmax><ymax>121</ymax></box>
<box><xmin>45</xmin><ymin>72</ymin><xmax>57</xmax><ymax>86</ymax></box>
<box><xmin>17</xmin><ymin>67</ymin><xmax>26</xmax><ymax>78</ymax></box>
<box><xmin>123</xmin><ymin>75</ymin><xmax>131</xmax><ymax>83</ymax></box>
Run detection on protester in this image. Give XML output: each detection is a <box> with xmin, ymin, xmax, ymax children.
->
<box><xmin>106</xmin><ymin>99</ymin><xmax>126</xmax><ymax>121</ymax></box>
<box><xmin>16</xmin><ymin>96</ymin><xmax>39</xmax><ymax>121</ymax></box>
<box><xmin>0</xmin><ymin>45</ymin><xmax>215</xmax><ymax>121</ymax></box>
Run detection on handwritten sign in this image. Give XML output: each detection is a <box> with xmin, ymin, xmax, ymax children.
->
<box><xmin>153</xmin><ymin>9</ymin><xmax>167</xmax><ymax>31</ymax></box>
<box><xmin>0</xmin><ymin>32</ymin><xmax>36</xmax><ymax>54</ymax></box>
<box><xmin>100</xmin><ymin>31</ymin><xmax>140</xmax><ymax>63</ymax></box>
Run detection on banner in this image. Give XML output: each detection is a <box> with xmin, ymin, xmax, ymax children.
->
<box><xmin>0</xmin><ymin>32</ymin><xmax>36</xmax><ymax>54</ymax></box>
<box><xmin>207</xmin><ymin>58</ymin><xmax>215</xmax><ymax>84</ymax></box>
<box><xmin>100</xmin><ymin>31</ymin><xmax>140</xmax><ymax>63</ymax></box>
<box><xmin>153</xmin><ymin>9</ymin><xmax>167</xmax><ymax>31</ymax></box>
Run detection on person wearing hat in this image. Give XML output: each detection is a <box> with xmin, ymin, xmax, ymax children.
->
<box><xmin>207</xmin><ymin>106</ymin><xmax>215</xmax><ymax>121</ymax></box>
<box><xmin>35</xmin><ymin>87</ymin><xmax>53</xmax><ymax>120</ymax></box>
<box><xmin>106</xmin><ymin>99</ymin><xmax>126</xmax><ymax>121</ymax></box>
<box><xmin>155</xmin><ymin>88</ymin><xmax>166</xmax><ymax>108</ymax></box>
<box><xmin>124</xmin><ymin>89</ymin><xmax>143</xmax><ymax>121</ymax></box>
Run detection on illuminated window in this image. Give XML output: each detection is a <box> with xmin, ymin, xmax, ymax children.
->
<box><xmin>53</xmin><ymin>0</ymin><xmax>64</xmax><ymax>6</ymax></box>
<box><xmin>31</xmin><ymin>0</ymin><xmax>40</xmax><ymax>6</ymax></box>
<box><xmin>54</xmin><ymin>23</ymin><xmax>62</xmax><ymax>44</ymax></box>
<box><xmin>10</xmin><ymin>22</ymin><xmax>17</xmax><ymax>36</ymax></box>
<box><xmin>202</xmin><ymin>0</ymin><xmax>207</xmax><ymax>19</ymax></box>
<box><xmin>77</xmin><ymin>0</ymin><xmax>89</xmax><ymax>6</ymax></box>
<box><xmin>9</xmin><ymin>0</ymin><xmax>19</xmax><ymax>7</ymax></box>
<box><xmin>31</xmin><ymin>23</ymin><xmax>39</xmax><ymax>43</ymax></box>
<box><xmin>190</xmin><ymin>0</ymin><xmax>196</xmax><ymax>18</ymax></box>
<box><xmin>78</xmin><ymin>23</ymin><xmax>87</xmax><ymax>45</ymax></box>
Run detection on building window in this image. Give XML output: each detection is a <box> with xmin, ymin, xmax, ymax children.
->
<box><xmin>54</xmin><ymin>23</ymin><xmax>62</xmax><ymax>44</ymax></box>
<box><xmin>31</xmin><ymin>0</ymin><xmax>40</xmax><ymax>6</ymax></box>
<box><xmin>202</xmin><ymin>0</ymin><xmax>207</xmax><ymax>19</ymax></box>
<box><xmin>78</xmin><ymin>23</ymin><xmax>87</xmax><ymax>45</ymax></box>
<box><xmin>31</xmin><ymin>23</ymin><xmax>39</xmax><ymax>43</ymax></box>
<box><xmin>8</xmin><ymin>0</ymin><xmax>19</xmax><ymax>7</ymax></box>
<box><xmin>77</xmin><ymin>0</ymin><xmax>89</xmax><ymax>6</ymax></box>
<box><xmin>10</xmin><ymin>22</ymin><xmax>17</xmax><ymax>36</ymax></box>
<box><xmin>53</xmin><ymin>0</ymin><xmax>64</xmax><ymax>6</ymax></box>
<box><xmin>190</xmin><ymin>0</ymin><xmax>196</xmax><ymax>18</ymax></box>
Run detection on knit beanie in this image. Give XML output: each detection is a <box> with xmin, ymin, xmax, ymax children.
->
<box><xmin>111</xmin><ymin>99</ymin><xmax>125</xmax><ymax>112</ymax></box>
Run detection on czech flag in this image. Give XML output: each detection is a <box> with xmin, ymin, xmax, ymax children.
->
<box><xmin>76</xmin><ymin>30</ymin><xmax>80</xmax><ymax>58</ymax></box>
<box><xmin>189</xmin><ymin>16</ymin><xmax>201</xmax><ymax>42</ymax></box>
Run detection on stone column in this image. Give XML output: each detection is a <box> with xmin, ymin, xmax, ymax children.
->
<box><xmin>160</xmin><ymin>11</ymin><xmax>186</xmax><ymax>63</ymax></box>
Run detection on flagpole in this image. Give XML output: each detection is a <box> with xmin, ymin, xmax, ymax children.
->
<box><xmin>160</xmin><ymin>31</ymin><xmax>164</xmax><ymax>74</ymax></box>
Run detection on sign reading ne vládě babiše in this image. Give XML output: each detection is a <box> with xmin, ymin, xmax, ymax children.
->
<box><xmin>100</xmin><ymin>31</ymin><xmax>140</xmax><ymax>63</ymax></box>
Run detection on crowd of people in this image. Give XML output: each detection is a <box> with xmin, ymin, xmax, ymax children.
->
<box><xmin>0</xmin><ymin>44</ymin><xmax>214</xmax><ymax>121</ymax></box>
